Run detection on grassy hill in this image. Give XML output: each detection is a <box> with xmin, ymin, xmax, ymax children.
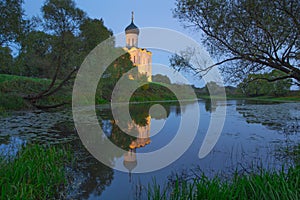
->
<box><xmin>0</xmin><ymin>74</ymin><xmax>191</xmax><ymax>112</ymax></box>
<box><xmin>1</xmin><ymin>74</ymin><xmax>298</xmax><ymax>113</ymax></box>
<box><xmin>0</xmin><ymin>74</ymin><xmax>72</xmax><ymax>112</ymax></box>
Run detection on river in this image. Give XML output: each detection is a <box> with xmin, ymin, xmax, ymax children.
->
<box><xmin>0</xmin><ymin>99</ymin><xmax>299</xmax><ymax>199</ymax></box>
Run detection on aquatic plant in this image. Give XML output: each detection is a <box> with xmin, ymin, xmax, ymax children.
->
<box><xmin>0</xmin><ymin>144</ymin><xmax>72</xmax><ymax>199</ymax></box>
<box><xmin>148</xmin><ymin>166</ymin><xmax>300</xmax><ymax>200</ymax></box>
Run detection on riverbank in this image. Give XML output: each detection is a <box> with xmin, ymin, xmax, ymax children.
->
<box><xmin>1</xmin><ymin>143</ymin><xmax>299</xmax><ymax>199</ymax></box>
<box><xmin>0</xmin><ymin>144</ymin><xmax>72</xmax><ymax>199</ymax></box>
<box><xmin>0</xmin><ymin>99</ymin><xmax>299</xmax><ymax>199</ymax></box>
<box><xmin>195</xmin><ymin>94</ymin><xmax>300</xmax><ymax>102</ymax></box>
<box><xmin>0</xmin><ymin>74</ymin><xmax>186</xmax><ymax>112</ymax></box>
<box><xmin>0</xmin><ymin>74</ymin><xmax>72</xmax><ymax>112</ymax></box>
<box><xmin>148</xmin><ymin>165</ymin><xmax>300</xmax><ymax>200</ymax></box>
<box><xmin>1</xmin><ymin>74</ymin><xmax>299</xmax><ymax>113</ymax></box>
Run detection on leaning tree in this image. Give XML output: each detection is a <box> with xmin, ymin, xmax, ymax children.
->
<box><xmin>172</xmin><ymin>0</ymin><xmax>300</xmax><ymax>85</ymax></box>
<box><xmin>23</xmin><ymin>0</ymin><xmax>87</xmax><ymax>108</ymax></box>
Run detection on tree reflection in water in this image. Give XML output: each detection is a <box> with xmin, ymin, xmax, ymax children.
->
<box><xmin>70</xmin><ymin>102</ymin><xmax>181</xmax><ymax>198</ymax></box>
<box><xmin>96</xmin><ymin>103</ymin><xmax>174</xmax><ymax>182</ymax></box>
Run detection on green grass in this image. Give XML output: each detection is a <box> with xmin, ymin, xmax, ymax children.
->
<box><xmin>0</xmin><ymin>144</ymin><xmax>72</xmax><ymax>200</ymax></box>
<box><xmin>197</xmin><ymin>94</ymin><xmax>300</xmax><ymax>102</ymax></box>
<box><xmin>250</xmin><ymin>96</ymin><xmax>300</xmax><ymax>102</ymax></box>
<box><xmin>0</xmin><ymin>93</ymin><xmax>28</xmax><ymax>111</ymax></box>
<box><xmin>0</xmin><ymin>74</ymin><xmax>50</xmax><ymax>84</ymax></box>
<box><xmin>1</xmin><ymin>74</ymin><xmax>298</xmax><ymax>111</ymax></box>
<box><xmin>0</xmin><ymin>74</ymin><xmax>72</xmax><ymax>112</ymax></box>
<box><xmin>148</xmin><ymin>166</ymin><xmax>300</xmax><ymax>200</ymax></box>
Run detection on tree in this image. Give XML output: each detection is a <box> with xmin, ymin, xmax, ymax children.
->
<box><xmin>42</xmin><ymin>0</ymin><xmax>86</xmax><ymax>72</ymax></box>
<box><xmin>97</xmin><ymin>52</ymin><xmax>134</xmax><ymax>101</ymax></box>
<box><xmin>269</xmin><ymin>70</ymin><xmax>293</xmax><ymax>96</ymax></box>
<box><xmin>204</xmin><ymin>81</ymin><xmax>224</xmax><ymax>96</ymax></box>
<box><xmin>0</xmin><ymin>0</ymin><xmax>24</xmax><ymax>46</ymax></box>
<box><xmin>173</xmin><ymin>0</ymin><xmax>300</xmax><ymax>85</ymax></box>
<box><xmin>238</xmin><ymin>74</ymin><xmax>271</xmax><ymax>97</ymax></box>
<box><xmin>152</xmin><ymin>74</ymin><xmax>171</xmax><ymax>85</ymax></box>
<box><xmin>0</xmin><ymin>46</ymin><xmax>13</xmax><ymax>73</ymax></box>
<box><xmin>238</xmin><ymin>70</ymin><xmax>292</xmax><ymax>97</ymax></box>
<box><xmin>23</xmin><ymin>0</ymin><xmax>86</xmax><ymax>108</ymax></box>
<box><xmin>16</xmin><ymin>31</ymin><xmax>53</xmax><ymax>77</ymax></box>
<box><xmin>80</xmin><ymin>18</ymin><xmax>113</xmax><ymax>54</ymax></box>
<box><xmin>42</xmin><ymin>0</ymin><xmax>85</xmax><ymax>35</ymax></box>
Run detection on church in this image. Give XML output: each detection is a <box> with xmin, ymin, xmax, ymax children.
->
<box><xmin>123</xmin><ymin>12</ymin><xmax>152</xmax><ymax>82</ymax></box>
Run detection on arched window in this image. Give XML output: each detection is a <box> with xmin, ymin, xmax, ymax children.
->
<box><xmin>132</xmin><ymin>38</ymin><xmax>134</xmax><ymax>46</ymax></box>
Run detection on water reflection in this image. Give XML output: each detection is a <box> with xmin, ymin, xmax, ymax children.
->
<box><xmin>204</xmin><ymin>99</ymin><xmax>217</xmax><ymax>113</ymax></box>
<box><xmin>0</xmin><ymin>136</ymin><xmax>26</xmax><ymax>157</ymax></box>
<box><xmin>1</xmin><ymin>100</ymin><xmax>299</xmax><ymax>199</ymax></box>
<box><xmin>98</xmin><ymin>103</ymin><xmax>160</xmax><ymax>181</ymax></box>
<box><xmin>69</xmin><ymin>149</ymin><xmax>114</xmax><ymax>199</ymax></box>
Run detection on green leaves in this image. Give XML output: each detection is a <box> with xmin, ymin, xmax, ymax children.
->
<box><xmin>238</xmin><ymin>70</ymin><xmax>292</xmax><ymax>97</ymax></box>
<box><xmin>0</xmin><ymin>0</ymin><xmax>24</xmax><ymax>46</ymax></box>
<box><xmin>173</xmin><ymin>0</ymin><xmax>300</xmax><ymax>83</ymax></box>
<box><xmin>42</xmin><ymin>0</ymin><xmax>86</xmax><ymax>35</ymax></box>
<box><xmin>80</xmin><ymin>18</ymin><xmax>113</xmax><ymax>54</ymax></box>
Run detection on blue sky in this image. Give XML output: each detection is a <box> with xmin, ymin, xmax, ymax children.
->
<box><xmin>23</xmin><ymin>0</ymin><xmax>205</xmax><ymax>86</ymax></box>
<box><xmin>23</xmin><ymin>0</ymin><xmax>188</xmax><ymax>37</ymax></box>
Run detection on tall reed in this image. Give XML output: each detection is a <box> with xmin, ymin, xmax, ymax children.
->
<box><xmin>0</xmin><ymin>144</ymin><xmax>72</xmax><ymax>200</ymax></box>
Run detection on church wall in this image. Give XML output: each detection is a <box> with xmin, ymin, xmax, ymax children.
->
<box><xmin>127</xmin><ymin>48</ymin><xmax>152</xmax><ymax>82</ymax></box>
<box><xmin>126</xmin><ymin>33</ymin><xmax>139</xmax><ymax>47</ymax></box>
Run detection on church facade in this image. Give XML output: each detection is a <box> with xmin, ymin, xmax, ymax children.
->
<box><xmin>123</xmin><ymin>12</ymin><xmax>152</xmax><ymax>82</ymax></box>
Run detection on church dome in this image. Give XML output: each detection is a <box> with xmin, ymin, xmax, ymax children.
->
<box><xmin>125</xmin><ymin>12</ymin><xmax>139</xmax><ymax>35</ymax></box>
<box><xmin>123</xmin><ymin>159</ymin><xmax>137</xmax><ymax>171</ymax></box>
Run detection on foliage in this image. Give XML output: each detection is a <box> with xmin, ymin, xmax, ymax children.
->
<box><xmin>0</xmin><ymin>46</ymin><xmax>13</xmax><ymax>74</ymax></box>
<box><xmin>129</xmin><ymin>82</ymin><xmax>195</xmax><ymax>103</ymax></box>
<box><xmin>80</xmin><ymin>18</ymin><xmax>113</xmax><ymax>54</ymax></box>
<box><xmin>0</xmin><ymin>144</ymin><xmax>72</xmax><ymax>199</ymax></box>
<box><xmin>0</xmin><ymin>0</ymin><xmax>24</xmax><ymax>46</ymax></box>
<box><xmin>0</xmin><ymin>0</ymin><xmax>134</xmax><ymax>109</ymax></box>
<box><xmin>16</xmin><ymin>31</ymin><xmax>53</xmax><ymax>77</ymax></box>
<box><xmin>152</xmin><ymin>74</ymin><xmax>171</xmax><ymax>85</ymax></box>
<box><xmin>173</xmin><ymin>0</ymin><xmax>300</xmax><ymax>84</ymax></box>
<box><xmin>0</xmin><ymin>0</ymin><xmax>122</xmax><ymax>109</ymax></box>
<box><xmin>0</xmin><ymin>74</ymin><xmax>72</xmax><ymax>111</ymax></box>
<box><xmin>148</xmin><ymin>166</ymin><xmax>300</xmax><ymax>200</ymax></box>
<box><xmin>42</xmin><ymin>0</ymin><xmax>86</xmax><ymax>35</ymax></box>
<box><xmin>41</xmin><ymin>0</ymin><xmax>86</xmax><ymax>77</ymax></box>
<box><xmin>97</xmin><ymin>53</ymin><xmax>134</xmax><ymax>101</ymax></box>
<box><xmin>238</xmin><ymin>70</ymin><xmax>292</xmax><ymax>97</ymax></box>
<box><xmin>204</xmin><ymin>81</ymin><xmax>225</xmax><ymax>96</ymax></box>
<box><xmin>0</xmin><ymin>92</ymin><xmax>27</xmax><ymax>111</ymax></box>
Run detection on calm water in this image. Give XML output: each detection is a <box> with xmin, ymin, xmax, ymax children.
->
<box><xmin>0</xmin><ymin>100</ymin><xmax>299</xmax><ymax>199</ymax></box>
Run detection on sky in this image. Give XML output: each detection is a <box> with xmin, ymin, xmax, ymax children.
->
<box><xmin>23</xmin><ymin>0</ymin><xmax>187</xmax><ymax>34</ymax></box>
<box><xmin>23</xmin><ymin>0</ymin><xmax>206</xmax><ymax>86</ymax></box>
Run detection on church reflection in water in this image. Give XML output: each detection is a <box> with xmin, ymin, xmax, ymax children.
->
<box><xmin>123</xmin><ymin>115</ymin><xmax>151</xmax><ymax>182</ymax></box>
<box><xmin>98</xmin><ymin>102</ymin><xmax>174</xmax><ymax>182</ymax></box>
